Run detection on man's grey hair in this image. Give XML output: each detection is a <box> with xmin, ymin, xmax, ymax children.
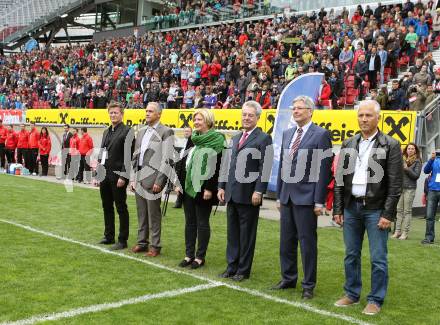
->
<box><xmin>357</xmin><ymin>99</ymin><xmax>381</xmax><ymax>115</ymax></box>
<box><xmin>147</xmin><ymin>101</ymin><xmax>162</xmax><ymax>113</ymax></box>
<box><xmin>293</xmin><ymin>95</ymin><xmax>315</xmax><ymax>111</ymax></box>
<box><xmin>243</xmin><ymin>100</ymin><xmax>262</xmax><ymax>117</ymax></box>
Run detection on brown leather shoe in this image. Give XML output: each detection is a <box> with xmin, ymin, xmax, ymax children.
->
<box><xmin>334</xmin><ymin>295</ymin><xmax>359</xmax><ymax>307</ymax></box>
<box><xmin>362</xmin><ymin>303</ymin><xmax>381</xmax><ymax>315</ymax></box>
<box><xmin>145</xmin><ymin>249</ymin><xmax>160</xmax><ymax>257</ymax></box>
<box><xmin>131</xmin><ymin>245</ymin><xmax>147</xmax><ymax>253</ymax></box>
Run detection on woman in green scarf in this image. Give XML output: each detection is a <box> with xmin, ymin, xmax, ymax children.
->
<box><xmin>176</xmin><ymin>109</ymin><xmax>225</xmax><ymax>269</ymax></box>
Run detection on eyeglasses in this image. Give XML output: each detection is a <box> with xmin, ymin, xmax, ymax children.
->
<box><xmin>291</xmin><ymin>106</ymin><xmax>310</xmax><ymax>111</ymax></box>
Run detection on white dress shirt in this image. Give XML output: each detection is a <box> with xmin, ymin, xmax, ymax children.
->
<box><xmin>139</xmin><ymin>122</ymin><xmax>160</xmax><ymax>166</ymax></box>
<box><xmin>289</xmin><ymin>120</ymin><xmax>312</xmax><ymax>149</ymax></box>
<box><xmin>238</xmin><ymin>126</ymin><xmax>257</xmax><ymax>146</ymax></box>
<box><xmin>351</xmin><ymin>131</ymin><xmax>378</xmax><ymax>197</ymax></box>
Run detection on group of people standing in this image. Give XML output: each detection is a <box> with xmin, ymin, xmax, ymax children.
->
<box><xmin>0</xmin><ymin>120</ymin><xmax>51</xmax><ymax>176</ymax></box>
<box><xmin>95</xmin><ymin>97</ymin><xmax>428</xmax><ymax>316</ymax></box>
<box><xmin>59</xmin><ymin>125</ymin><xmax>95</xmax><ymax>183</ymax></box>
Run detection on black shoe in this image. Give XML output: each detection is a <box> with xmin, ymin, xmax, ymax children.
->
<box><xmin>270</xmin><ymin>280</ymin><xmax>296</xmax><ymax>290</ymax></box>
<box><xmin>109</xmin><ymin>242</ymin><xmax>127</xmax><ymax>250</ymax></box>
<box><xmin>190</xmin><ymin>259</ymin><xmax>205</xmax><ymax>269</ymax></box>
<box><xmin>301</xmin><ymin>288</ymin><xmax>314</xmax><ymax>300</ymax></box>
<box><xmin>421</xmin><ymin>239</ymin><xmax>434</xmax><ymax>245</ymax></box>
<box><xmin>218</xmin><ymin>270</ymin><xmax>235</xmax><ymax>278</ymax></box>
<box><xmin>98</xmin><ymin>238</ymin><xmax>115</xmax><ymax>245</ymax></box>
<box><xmin>173</xmin><ymin>203</ymin><xmax>182</xmax><ymax>208</ymax></box>
<box><xmin>178</xmin><ymin>258</ymin><xmax>194</xmax><ymax>268</ymax></box>
<box><xmin>231</xmin><ymin>274</ymin><xmax>249</xmax><ymax>282</ymax></box>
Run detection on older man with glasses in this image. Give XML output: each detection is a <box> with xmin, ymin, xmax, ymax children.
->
<box><xmin>272</xmin><ymin>95</ymin><xmax>333</xmax><ymax>300</ymax></box>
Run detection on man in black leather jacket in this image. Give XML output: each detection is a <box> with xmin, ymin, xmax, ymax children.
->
<box><xmin>333</xmin><ymin>100</ymin><xmax>403</xmax><ymax>316</ymax></box>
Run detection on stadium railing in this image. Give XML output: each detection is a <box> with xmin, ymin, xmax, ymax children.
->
<box><xmin>416</xmin><ymin>95</ymin><xmax>440</xmax><ymax>160</ymax></box>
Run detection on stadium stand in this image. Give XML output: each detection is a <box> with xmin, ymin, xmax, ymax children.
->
<box><xmin>0</xmin><ymin>0</ymin><xmax>440</xmax><ymax>111</ymax></box>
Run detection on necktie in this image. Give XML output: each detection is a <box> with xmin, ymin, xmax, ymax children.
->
<box><xmin>238</xmin><ymin>132</ymin><xmax>249</xmax><ymax>149</ymax></box>
<box><xmin>290</xmin><ymin>128</ymin><xmax>303</xmax><ymax>157</ymax></box>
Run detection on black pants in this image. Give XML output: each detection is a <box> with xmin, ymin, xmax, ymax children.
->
<box><xmin>28</xmin><ymin>148</ymin><xmax>39</xmax><ymax>174</ymax></box>
<box><xmin>368</xmin><ymin>70</ymin><xmax>378</xmax><ymax>90</ymax></box>
<box><xmin>183</xmin><ymin>194</ymin><xmax>213</xmax><ymax>260</ymax></box>
<box><xmin>68</xmin><ymin>155</ymin><xmax>80</xmax><ymax>180</ymax></box>
<box><xmin>40</xmin><ymin>154</ymin><xmax>49</xmax><ymax>176</ymax></box>
<box><xmin>0</xmin><ymin>143</ymin><xmax>5</xmax><ymax>169</ymax></box>
<box><xmin>280</xmin><ymin>201</ymin><xmax>317</xmax><ymax>290</ymax></box>
<box><xmin>5</xmin><ymin>149</ymin><xmax>15</xmax><ymax>165</ymax></box>
<box><xmin>226</xmin><ymin>201</ymin><xmax>260</xmax><ymax>277</ymax></box>
<box><xmin>77</xmin><ymin>155</ymin><xmax>91</xmax><ymax>182</ymax></box>
<box><xmin>99</xmin><ymin>175</ymin><xmax>129</xmax><ymax>244</ymax></box>
<box><xmin>17</xmin><ymin>148</ymin><xmax>30</xmax><ymax>168</ymax></box>
<box><xmin>354</xmin><ymin>75</ymin><xmax>365</xmax><ymax>100</ymax></box>
<box><xmin>63</xmin><ymin>152</ymin><xmax>71</xmax><ymax>176</ymax></box>
<box><xmin>174</xmin><ymin>192</ymin><xmax>183</xmax><ymax>207</ymax></box>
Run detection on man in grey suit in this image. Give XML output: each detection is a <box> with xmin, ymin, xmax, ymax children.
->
<box><xmin>272</xmin><ymin>95</ymin><xmax>332</xmax><ymax>300</ymax></box>
<box><xmin>218</xmin><ymin>101</ymin><xmax>273</xmax><ymax>282</ymax></box>
<box><xmin>131</xmin><ymin>102</ymin><xmax>174</xmax><ymax>257</ymax></box>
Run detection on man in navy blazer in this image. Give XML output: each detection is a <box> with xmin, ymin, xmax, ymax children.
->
<box><xmin>272</xmin><ymin>95</ymin><xmax>332</xmax><ymax>300</ymax></box>
<box><xmin>218</xmin><ymin>101</ymin><xmax>273</xmax><ymax>281</ymax></box>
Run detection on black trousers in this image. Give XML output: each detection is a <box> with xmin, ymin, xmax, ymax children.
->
<box><xmin>174</xmin><ymin>192</ymin><xmax>183</xmax><ymax>207</ymax></box>
<box><xmin>5</xmin><ymin>149</ymin><xmax>15</xmax><ymax>165</ymax></box>
<box><xmin>183</xmin><ymin>194</ymin><xmax>213</xmax><ymax>260</ymax></box>
<box><xmin>40</xmin><ymin>154</ymin><xmax>49</xmax><ymax>176</ymax></box>
<box><xmin>99</xmin><ymin>174</ymin><xmax>129</xmax><ymax>243</ymax></box>
<box><xmin>0</xmin><ymin>143</ymin><xmax>5</xmax><ymax>169</ymax></box>
<box><xmin>77</xmin><ymin>155</ymin><xmax>91</xmax><ymax>182</ymax></box>
<box><xmin>28</xmin><ymin>148</ymin><xmax>39</xmax><ymax>174</ymax></box>
<box><xmin>354</xmin><ymin>75</ymin><xmax>365</xmax><ymax>100</ymax></box>
<box><xmin>226</xmin><ymin>201</ymin><xmax>260</xmax><ymax>277</ymax></box>
<box><xmin>63</xmin><ymin>152</ymin><xmax>71</xmax><ymax>176</ymax></box>
<box><xmin>367</xmin><ymin>70</ymin><xmax>378</xmax><ymax>90</ymax></box>
<box><xmin>17</xmin><ymin>148</ymin><xmax>30</xmax><ymax>168</ymax></box>
<box><xmin>67</xmin><ymin>155</ymin><xmax>80</xmax><ymax>180</ymax></box>
<box><xmin>280</xmin><ymin>200</ymin><xmax>318</xmax><ymax>290</ymax></box>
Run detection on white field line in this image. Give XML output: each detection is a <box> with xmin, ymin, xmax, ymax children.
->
<box><xmin>1</xmin><ymin>284</ymin><xmax>220</xmax><ymax>325</ymax></box>
<box><xmin>0</xmin><ymin>219</ymin><xmax>374</xmax><ymax>325</ymax></box>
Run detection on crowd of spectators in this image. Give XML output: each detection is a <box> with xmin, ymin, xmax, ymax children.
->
<box><xmin>147</xmin><ymin>0</ymin><xmax>275</xmax><ymax>29</ymax></box>
<box><xmin>1</xmin><ymin>0</ymin><xmax>440</xmax><ymax>111</ymax></box>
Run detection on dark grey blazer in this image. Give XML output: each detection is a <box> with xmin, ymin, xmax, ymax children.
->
<box><xmin>219</xmin><ymin>127</ymin><xmax>273</xmax><ymax>205</ymax></box>
<box><xmin>277</xmin><ymin>122</ymin><xmax>332</xmax><ymax>206</ymax></box>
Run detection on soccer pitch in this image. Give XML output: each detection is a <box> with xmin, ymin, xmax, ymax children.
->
<box><xmin>1</xmin><ymin>174</ymin><xmax>439</xmax><ymax>325</ymax></box>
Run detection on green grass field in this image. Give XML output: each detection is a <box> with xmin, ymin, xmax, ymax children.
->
<box><xmin>1</xmin><ymin>174</ymin><xmax>439</xmax><ymax>325</ymax></box>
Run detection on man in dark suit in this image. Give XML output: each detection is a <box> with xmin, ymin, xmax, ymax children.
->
<box><xmin>97</xmin><ymin>101</ymin><xmax>133</xmax><ymax>250</ymax></box>
<box><xmin>60</xmin><ymin>124</ymin><xmax>72</xmax><ymax>179</ymax></box>
<box><xmin>366</xmin><ymin>46</ymin><xmax>381</xmax><ymax>90</ymax></box>
<box><xmin>354</xmin><ymin>54</ymin><xmax>368</xmax><ymax>100</ymax></box>
<box><xmin>218</xmin><ymin>101</ymin><xmax>273</xmax><ymax>282</ymax></box>
<box><xmin>130</xmin><ymin>102</ymin><xmax>174</xmax><ymax>257</ymax></box>
<box><xmin>273</xmin><ymin>95</ymin><xmax>332</xmax><ymax>300</ymax></box>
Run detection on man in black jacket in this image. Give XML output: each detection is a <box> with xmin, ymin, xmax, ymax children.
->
<box><xmin>388</xmin><ymin>80</ymin><xmax>407</xmax><ymax>110</ymax></box>
<box><xmin>354</xmin><ymin>54</ymin><xmax>368</xmax><ymax>100</ymax></box>
<box><xmin>218</xmin><ymin>101</ymin><xmax>273</xmax><ymax>281</ymax></box>
<box><xmin>97</xmin><ymin>101</ymin><xmax>133</xmax><ymax>250</ymax></box>
<box><xmin>60</xmin><ymin>124</ymin><xmax>72</xmax><ymax>179</ymax></box>
<box><xmin>333</xmin><ymin>100</ymin><xmax>403</xmax><ymax>315</ymax></box>
<box><xmin>366</xmin><ymin>46</ymin><xmax>381</xmax><ymax>90</ymax></box>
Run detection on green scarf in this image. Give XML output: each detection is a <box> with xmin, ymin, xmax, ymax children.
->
<box><xmin>185</xmin><ymin>129</ymin><xmax>225</xmax><ymax>198</ymax></box>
